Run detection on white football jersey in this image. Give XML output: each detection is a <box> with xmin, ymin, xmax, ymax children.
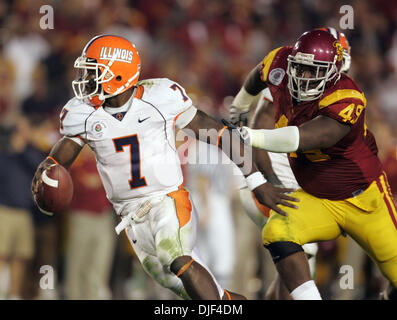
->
<box><xmin>60</xmin><ymin>78</ymin><xmax>197</xmax><ymax>214</ymax></box>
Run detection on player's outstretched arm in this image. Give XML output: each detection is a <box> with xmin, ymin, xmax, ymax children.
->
<box><xmin>296</xmin><ymin>115</ymin><xmax>351</xmax><ymax>151</ymax></box>
<box><xmin>230</xmin><ymin>63</ymin><xmax>267</xmax><ymax>126</ymax></box>
<box><xmin>31</xmin><ymin>137</ymin><xmax>83</xmax><ymax>196</ymax></box>
<box><xmin>182</xmin><ymin>109</ymin><xmax>298</xmax><ymax>216</ymax></box>
<box><xmin>241</xmin><ymin>115</ymin><xmax>350</xmax><ymax>153</ymax></box>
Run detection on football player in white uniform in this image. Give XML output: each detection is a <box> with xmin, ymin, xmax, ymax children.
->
<box><xmin>32</xmin><ymin>35</ymin><xmax>298</xmax><ymax>300</ymax></box>
<box><xmin>230</xmin><ymin>28</ymin><xmax>351</xmax><ymax>299</ymax></box>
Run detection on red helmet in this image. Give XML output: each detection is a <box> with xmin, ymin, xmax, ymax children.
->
<box><xmin>318</xmin><ymin>27</ymin><xmax>351</xmax><ymax>73</ymax></box>
<box><xmin>287</xmin><ymin>30</ymin><xmax>343</xmax><ymax>101</ymax></box>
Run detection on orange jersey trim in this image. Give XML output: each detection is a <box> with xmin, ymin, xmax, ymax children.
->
<box><xmin>173</xmin><ymin>109</ymin><xmax>187</xmax><ymax>129</ymax></box>
<box><xmin>134</xmin><ymin>85</ymin><xmax>144</xmax><ymax>99</ymax></box>
<box><xmin>168</xmin><ymin>187</ymin><xmax>192</xmax><ymax>229</ymax></box>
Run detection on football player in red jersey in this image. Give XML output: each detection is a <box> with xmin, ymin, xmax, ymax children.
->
<box><xmin>230</xmin><ymin>29</ymin><xmax>397</xmax><ymax>299</ymax></box>
<box><xmin>233</xmin><ymin>27</ymin><xmax>351</xmax><ymax>300</ymax></box>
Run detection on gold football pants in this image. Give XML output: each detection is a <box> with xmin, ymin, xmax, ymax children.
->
<box><xmin>262</xmin><ymin>172</ymin><xmax>397</xmax><ymax>287</ymax></box>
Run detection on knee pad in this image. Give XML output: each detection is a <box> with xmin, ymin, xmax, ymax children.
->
<box><xmin>265</xmin><ymin>241</ymin><xmax>304</xmax><ymax>263</ymax></box>
<box><xmin>170</xmin><ymin>255</ymin><xmax>195</xmax><ymax>277</ymax></box>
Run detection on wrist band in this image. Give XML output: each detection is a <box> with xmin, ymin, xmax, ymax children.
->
<box><xmin>246</xmin><ymin>171</ymin><xmax>267</xmax><ymax>191</ymax></box>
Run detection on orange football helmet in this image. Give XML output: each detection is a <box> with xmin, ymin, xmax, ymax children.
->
<box><xmin>72</xmin><ymin>35</ymin><xmax>141</xmax><ymax>107</ymax></box>
<box><xmin>318</xmin><ymin>27</ymin><xmax>351</xmax><ymax>73</ymax></box>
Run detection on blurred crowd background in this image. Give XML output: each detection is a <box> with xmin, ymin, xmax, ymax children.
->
<box><xmin>0</xmin><ymin>0</ymin><xmax>396</xmax><ymax>300</ymax></box>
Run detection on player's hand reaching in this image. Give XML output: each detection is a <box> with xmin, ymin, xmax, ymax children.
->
<box><xmin>252</xmin><ymin>183</ymin><xmax>299</xmax><ymax>217</ymax></box>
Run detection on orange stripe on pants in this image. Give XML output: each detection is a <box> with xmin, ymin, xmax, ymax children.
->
<box><xmin>168</xmin><ymin>188</ymin><xmax>192</xmax><ymax>228</ymax></box>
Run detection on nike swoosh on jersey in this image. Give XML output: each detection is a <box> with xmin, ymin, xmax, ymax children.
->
<box><xmin>138</xmin><ymin>117</ymin><xmax>150</xmax><ymax>123</ymax></box>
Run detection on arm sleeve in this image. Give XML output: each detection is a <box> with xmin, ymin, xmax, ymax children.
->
<box><xmin>232</xmin><ymin>87</ymin><xmax>257</xmax><ymax>111</ymax></box>
<box><xmin>244</xmin><ymin>126</ymin><xmax>300</xmax><ymax>153</ymax></box>
<box><xmin>143</xmin><ymin>78</ymin><xmax>193</xmax><ymax>120</ymax></box>
<box><xmin>149</xmin><ymin>78</ymin><xmax>195</xmax><ymax>126</ymax></box>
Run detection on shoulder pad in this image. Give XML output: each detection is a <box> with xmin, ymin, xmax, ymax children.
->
<box><xmin>319</xmin><ymin>76</ymin><xmax>367</xmax><ymax>126</ymax></box>
<box><xmin>138</xmin><ymin>78</ymin><xmax>193</xmax><ymax>119</ymax></box>
<box><xmin>260</xmin><ymin>46</ymin><xmax>292</xmax><ymax>84</ymax></box>
<box><xmin>319</xmin><ymin>75</ymin><xmax>366</xmax><ymax>109</ymax></box>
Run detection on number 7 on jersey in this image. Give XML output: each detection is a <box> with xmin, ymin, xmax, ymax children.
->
<box><xmin>113</xmin><ymin>135</ymin><xmax>147</xmax><ymax>189</ymax></box>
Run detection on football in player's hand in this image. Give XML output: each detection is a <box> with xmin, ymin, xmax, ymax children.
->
<box><xmin>35</xmin><ymin>164</ymin><xmax>73</xmax><ymax>215</ymax></box>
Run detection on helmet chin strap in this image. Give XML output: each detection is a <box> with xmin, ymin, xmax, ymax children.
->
<box><xmin>98</xmin><ymin>87</ymin><xmax>114</xmax><ymax>101</ymax></box>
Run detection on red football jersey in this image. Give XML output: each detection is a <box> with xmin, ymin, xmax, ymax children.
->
<box><xmin>259</xmin><ymin>46</ymin><xmax>383</xmax><ymax>200</ymax></box>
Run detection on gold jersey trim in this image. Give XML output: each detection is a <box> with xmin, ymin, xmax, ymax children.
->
<box><xmin>319</xmin><ymin>89</ymin><xmax>367</xmax><ymax>109</ymax></box>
